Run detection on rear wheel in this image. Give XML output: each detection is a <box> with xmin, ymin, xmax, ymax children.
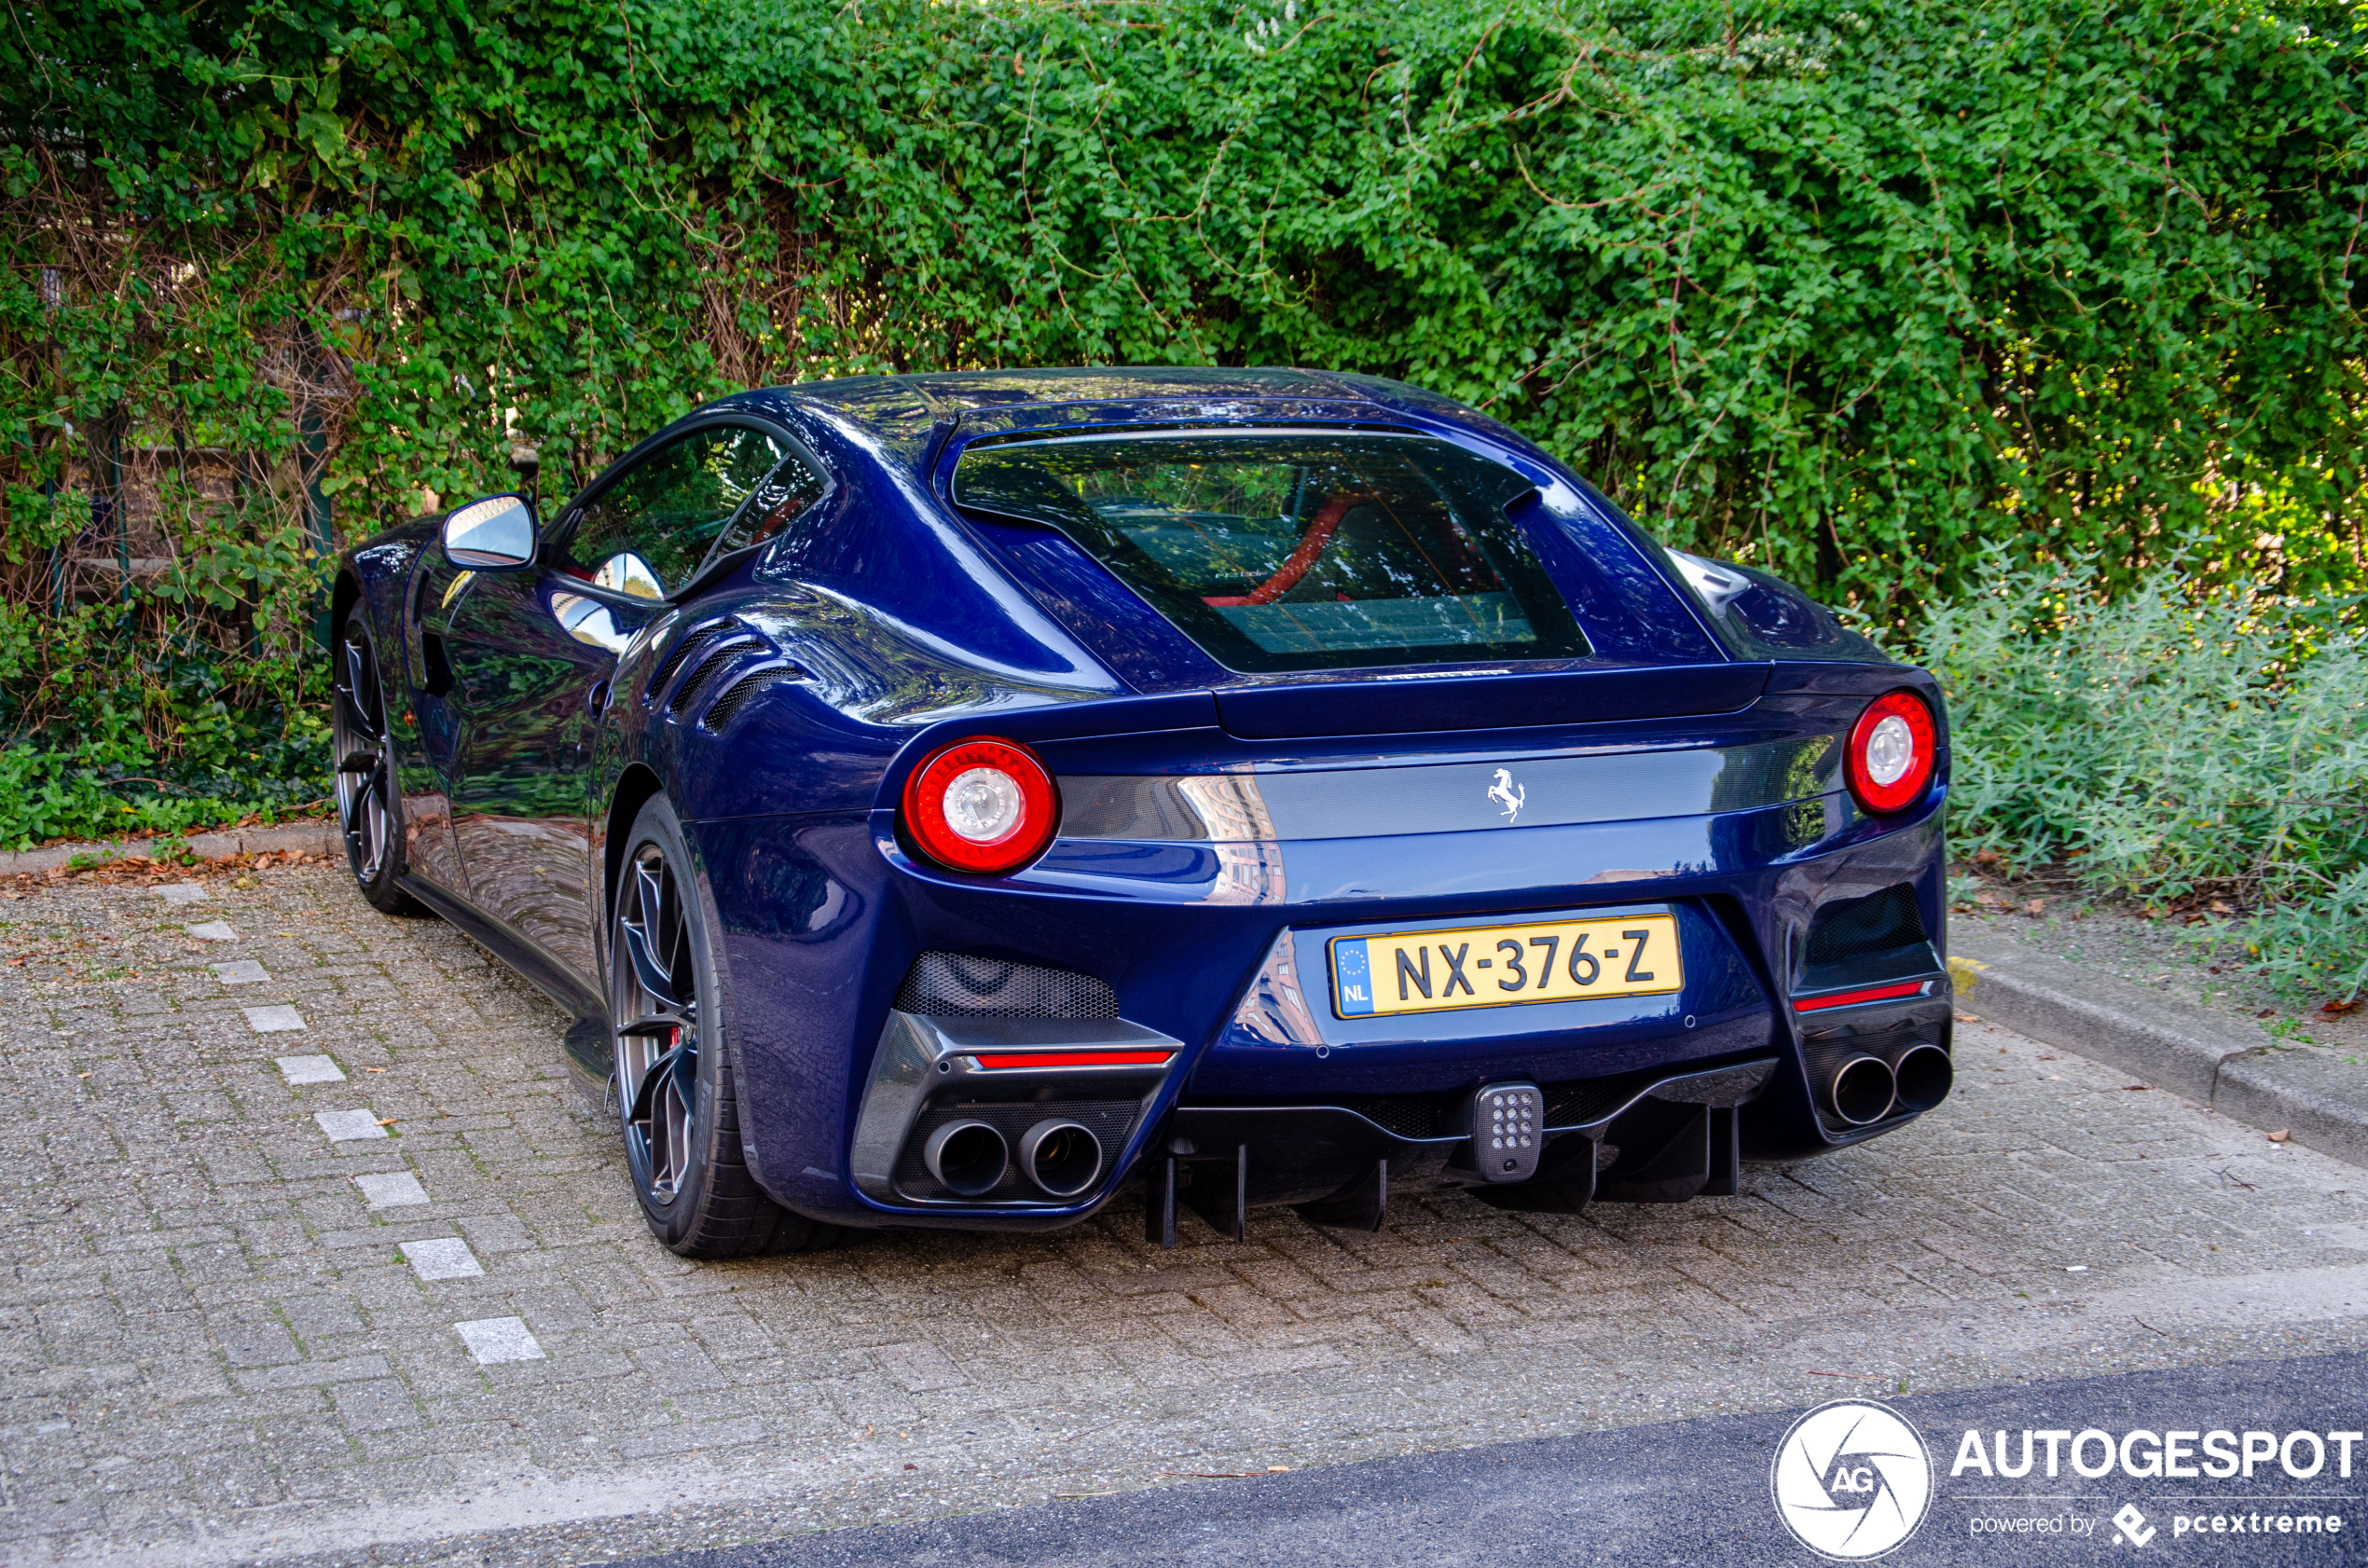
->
<box><xmin>609</xmin><ymin>796</ymin><xmax>843</xmax><ymax>1258</ymax></box>
<box><xmin>332</xmin><ymin>605</ymin><xmax>426</xmax><ymax>916</ymax></box>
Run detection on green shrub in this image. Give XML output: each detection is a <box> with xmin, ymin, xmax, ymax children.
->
<box><xmin>2</xmin><ymin>0</ymin><xmax>2364</xmax><ymax>862</ymax></box>
<box><xmin>1920</xmin><ymin>555</ymin><xmax>2368</xmax><ymax>1000</ymax></box>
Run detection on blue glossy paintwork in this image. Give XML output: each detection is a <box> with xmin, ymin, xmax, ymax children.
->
<box><xmin>332</xmin><ymin>366</ymin><xmax>1950</xmax><ymax>1231</ymax></box>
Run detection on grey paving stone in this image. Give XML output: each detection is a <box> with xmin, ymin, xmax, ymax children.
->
<box><xmin>332</xmin><ymin>1377</ymin><xmax>422</xmax><ymax>1433</ymax></box>
<box><xmin>212</xmin><ymin>959</ymin><xmax>271</xmax><ymax>984</ymax></box>
<box><xmin>242</xmin><ymin>1004</ymin><xmax>307</xmax><ymax>1033</ymax></box>
<box><xmin>354</xmin><ymin>1171</ymin><xmax>429</xmax><ymax>1208</ymax></box>
<box><xmin>399</xmin><ymin>1238</ymin><xmax>484</xmax><ymax>1281</ymax></box>
<box><xmin>313</xmin><ymin>1108</ymin><xmax>387</xmax><ymax>1142</ymax></box>
<box><xmin>275</xmin><ymin>1054</ymin><xmax>344</xmax><ymax>1085</ymax></box>
<box><xmin>184</xmin><ymin>920</ymin><xmax>238</xmax><ymax>941</ymax></box>
<box><xmin>455</xmin><ymin>1316</ymin><xmax>545</xmax><ymax>1365</ymax></box>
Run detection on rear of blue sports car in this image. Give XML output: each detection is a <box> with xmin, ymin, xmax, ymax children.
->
<box><xmin>667</xmin><ymin>370</ymin><xmax>1950</xmax><ymax>1240</ymax></box>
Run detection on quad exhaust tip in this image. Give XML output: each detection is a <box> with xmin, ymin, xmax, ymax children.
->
<box><xmin>1824</xmin><ymin>1053</ymin><xmax>1898</xmax><ymax>1126</ymax></box>
<box><xmin>1889</xmin><ymin>1041</ymin><xmax>1953</xmax><ymax>1113</ymax></box>
<box><xmin>924</xmin><ymin>1121</ymin><xmax>1009</xmax><ymax>1196</ymax></box>
<box><xmin>1020</xmin><ymin>1119</ymin><xmax>1103</xmax><ymax>1198</ymax></box>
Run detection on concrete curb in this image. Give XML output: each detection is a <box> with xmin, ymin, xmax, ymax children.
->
<box><xmin>1948</xmin><ymin>923</ymin><xmax>2368</xmax><ymax>1170</ymax></box>
<box><xmin>0</xmin><ymin>819</ymin><xmax>338</xmax><ymax>878</ymax></box>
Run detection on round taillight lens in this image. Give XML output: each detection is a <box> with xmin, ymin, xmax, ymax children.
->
<box><xmin>901</xmin><ymin>737</ymin><xmax>1059</xmax><ymax>874</ymax></box>
<box><xmin>1845</xmin><ymin>690</ymin><xmax>1938</xmax><ymax>815</ymax></box>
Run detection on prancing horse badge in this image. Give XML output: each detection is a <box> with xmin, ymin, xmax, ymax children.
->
<box><xmin>1487</xmin><ymin>767</ymin><xmax>1526</xmax><ymax>823</ymax></box>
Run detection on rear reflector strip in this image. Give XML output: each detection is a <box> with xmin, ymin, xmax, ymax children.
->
<box><xmin>967</xmin><ymin>1051</ymin><xmax>1177</xmax><ymax>1070</ymax></box>
<box><xmin>1794</xmin><ymin>980</ymin><xmax>1932</xmax><ymax>1013</ymax></box>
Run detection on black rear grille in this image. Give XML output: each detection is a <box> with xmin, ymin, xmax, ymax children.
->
<box><xmin>894</xmin><ymin>1098</ymin><xmax>1142</xmax><ymax>1201</ymax></box>
<box><xmin>1542</xmin><ymin>1072</ymin><xmax>1658</xmax><ymax>1130</ymax></box>
<box><xmin>1806</xmin><ymin>883</ymin><xmax>1927</xmax><ymax>968</ymax></box>
<box><xmin>701</xmin><ymin>664</ymin><xmax>804</xmax><ymax>730</ymax></box>
<box><xmin>1338</xmin><ymin>1091</ymin><xmax>1463</xmax><ymax>1139</ymax></box>
<box><xmin>894</xmin><ymin>952</ymin><xmax>1118</xmax><ymax>1020</ymax></box>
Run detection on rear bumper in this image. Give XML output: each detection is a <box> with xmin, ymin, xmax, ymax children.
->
<box><xmin>697</xmin><ymin>781</ymin><xmax>1948</xmax><ymax>1231</ymax></box>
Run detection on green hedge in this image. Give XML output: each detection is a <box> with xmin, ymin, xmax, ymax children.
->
<box><xmin>3</xmin><ymin>0</ymin><xmax>2365</xmax><ymax>845</ymax></box>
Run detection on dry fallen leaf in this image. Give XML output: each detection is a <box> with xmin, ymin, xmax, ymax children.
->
<box><xmin>2023</xmin><ymin>899</ymin><xmax>2045</xmax><ymax>916</ymax></box>
<box><xmin>2268</xmin><ymin>1129</ymin><xmax>2292</xmax><ymax>1144</ymax></box>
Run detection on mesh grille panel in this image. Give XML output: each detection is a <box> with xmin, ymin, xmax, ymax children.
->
<box><xmin>703</xmin><ymin>666</ymin><xmax>802</xmax><ymax>730</ymax></box>
<box><xmin>1542</xmin><ymin>1072</ymin><xmax>1655</xmax><ymax>1130</ymax></box>
<box><xmin>648</xmin><ymin>623</ymin><xmax>727</xmax><ymax>699</ymax></box>
<box><xmin>670</xmin><ymin>640</ymin><xmax>755</xmax><ymax>716</ymax></box>
<box><xmin>894</xmin><ymin>951</ymin><xmax>1118</xmax><ymax>1020</ymax></box>
<box><xmin>1805</xmin><ymin>883</ymin><xmax>1927</xmax><ymax>968</ymax></box>
<box><xmin>1339</xmin><ymin>1092</ymin><xmax>1463</xmax><ymax>1139</ymax></box>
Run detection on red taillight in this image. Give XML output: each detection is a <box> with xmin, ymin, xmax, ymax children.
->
<box><xmin>900</xmin><ymin>736</ymin><xmax>1059</xmax><ymax>874</ymax></box>
<box><xmin>969</xmin><ymin>1051</ymin><xmax>1176</xmax><ymax>1070</ymax></box>
<box><xmin>1845</xmin><ymin>690</ymin><xmax>1937</xmax><ymax>815</ymax></box>
<box><xmin>1794</xmin><ymin>980</ymin><xmax>1932</xmax><ymax>1013</ymax></box>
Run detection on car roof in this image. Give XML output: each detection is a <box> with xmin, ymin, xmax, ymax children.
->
<box><xmin>732</xmin><ymin>366</ymin><xmax>1508</xmax><ymax>461</ymax></box>
<box><xmin>807</xmin><ymin>365</ymin><xmax>1348</xmax><ymax>411</ymax></box>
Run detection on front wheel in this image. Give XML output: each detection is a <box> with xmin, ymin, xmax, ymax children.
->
<box><xmin>609</xmin><ymin>795</ymin><xmax>842</xmax><ymax>1258</ymax></box>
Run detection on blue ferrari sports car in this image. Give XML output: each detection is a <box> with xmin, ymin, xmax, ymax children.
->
<box><xmin>330</xmin><ymin>367</ymin><xmax>1952</xmax><ymax>1257</ymax></box>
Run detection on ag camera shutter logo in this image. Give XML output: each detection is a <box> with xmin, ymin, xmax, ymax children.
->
<box><xmin>1770</xmin><ymin>1399</ymin><xmax>1934</xmax><ymax>1559</ymax></box>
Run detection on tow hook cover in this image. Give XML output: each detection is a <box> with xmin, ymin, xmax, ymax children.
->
<box><xmin>1472</xmin><ymin>1081</ymin><xmax>1543</xmax><ymax>1182</ymax></box>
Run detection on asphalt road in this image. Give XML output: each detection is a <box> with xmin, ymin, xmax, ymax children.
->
<box><xmin>619</xmin><ymin>1353</ymin><xmax>2368</xmax><ymax>1568</ymax></box>
<box><xmin>7</xmin><ymin>861</ymin><xmax>2368</xmax><ymax>1568</ymax></box>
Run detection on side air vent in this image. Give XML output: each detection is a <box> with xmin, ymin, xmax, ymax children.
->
<box><xmin>1799</xmin><ymin>882</ymin><xmax>1938</xmax><ymax>994</ymax></box>
<box><xmin>668</xmin><ymin>639</ymin><xmax>760</xmax><ymax>718</ymax></box>
<box><xmin>702</xmin><ymin>665</ymin><xmax>806</xmax><ymax>731</ymax></box>
<box><xmin>1806</xmin><ymin>884</ymin><xmax>1927</xmax><ymax>968</ymax></box>
<box><xmin>894</xmin><ymin>952</ymin><xmax>1119</xmax><ymax>1020</ymax></box>
<box><xmin>647</xmin><ymin>621</ymin><xmax>732</xmax><ymax>701</ymax></box>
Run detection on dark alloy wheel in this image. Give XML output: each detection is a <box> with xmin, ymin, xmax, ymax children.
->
<box><xmin>609</xmin><ymin>796</ymin><xmax>842</xmax><ymax>1258</ymax></box>
<box><xmin>332</xmin><ymin>606</ymin><xmax>425</xmax><ymax>915</ymax></box>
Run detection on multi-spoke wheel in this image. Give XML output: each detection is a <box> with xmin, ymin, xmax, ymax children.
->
<box><xmin>608</xmin><ymin>796</ymin><xmax>843</xmax><ymax>1257</ymax></box>
<box><xmin>331</xmin><ymin>606</ymin><xmax>424</xmax><ymax>915</ymax></box>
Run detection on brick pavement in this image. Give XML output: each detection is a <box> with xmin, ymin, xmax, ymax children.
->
<box><xmin>2</xmin><ymin>862</ymin><xmax>2365</xmax><ymax>1567</ymax></box>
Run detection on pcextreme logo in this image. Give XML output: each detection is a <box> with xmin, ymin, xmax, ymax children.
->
<box><xmin>1770</xmin><ymin>1399</ymin><xmax>1934</xmax><ymax>1561</ymax></box>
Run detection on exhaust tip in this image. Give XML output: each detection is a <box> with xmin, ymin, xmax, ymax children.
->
<box><xmin>1826</xmin><ymin>1054</ymin><xmax>1897</xmax><ymax>1126</ymax></box>
<box><xmin>1020</xmin><ymin>1119</ymin><xmax>1103</xmax><ymax>1198</ymax></box>
<box><xmin>923</xmin><ymin>1121</ymin><xmax>1009</xmax><ymax>1196</ymax></box>
<box><xmin>1891</xmin><ymin>1042</ymin><xmax>1953</xmax><ymax>1113</ymax></box>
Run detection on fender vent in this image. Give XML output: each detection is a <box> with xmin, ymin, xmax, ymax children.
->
<box><xmin>895</xmin><ymin>952</ymin><xmax>1118</xmax><ymax>1020</ymax></box>
<box><xmin>668</xmin><ymin>640</ymin><xmax>760</xmax><ymax>717</ymax></box>
<box><xmin>648</xmin><ymin>622</ymin><xmax>732</xmax><ymax>701</ymax></box>
<box><xmin>702</xmin><ymin>665</ymin><xmax>805</xmax><ymax>731</ymax></box>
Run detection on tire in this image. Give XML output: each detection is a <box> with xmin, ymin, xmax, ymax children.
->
<box><xmin>608</xmin><ymin>795</ymin><xmax>844</xmax><ymax>1258</ymax></box>
<box><xmin>332</xmin><ymin>604</ymin><xmax>428</xmax><ymax>916</ymax></box>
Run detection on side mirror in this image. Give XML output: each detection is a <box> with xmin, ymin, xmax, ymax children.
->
<box><xmin>442</xmin><ymin>494</ymin><xmax>538</xmax><ymax>571</ymax></box>
<box><xmin>592</xmin><ymin>550</ymin><xmax>665</xmax><ymax>599</ymax></box>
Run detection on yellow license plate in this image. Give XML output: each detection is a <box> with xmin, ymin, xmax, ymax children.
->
<box><xmin>1329</xmin><ymin>913</ymin><xmax>1683</xmax><ymax>1019</ymax></box>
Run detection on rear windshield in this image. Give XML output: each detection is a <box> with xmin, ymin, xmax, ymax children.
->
<box><xmin>950</xmin><ymin>431</ymin><xmax>1590</xmax><ymax>673</ymax></box>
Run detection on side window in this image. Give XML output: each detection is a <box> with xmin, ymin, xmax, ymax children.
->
<box><xmin>559</xmin><ymin>426</ymin><xmax>786</xmax><ymax>593</ymax></box>
<box><xmin>702</xmin><ymin>445</ymin><xmax>829</xmax><ymax>565</ymax></box>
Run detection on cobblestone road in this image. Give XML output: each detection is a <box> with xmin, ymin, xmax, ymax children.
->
<box><xmin>5</xmin><ymin>861</ymin><xmax>2367</xmax><ymax>1567</ymax></box>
